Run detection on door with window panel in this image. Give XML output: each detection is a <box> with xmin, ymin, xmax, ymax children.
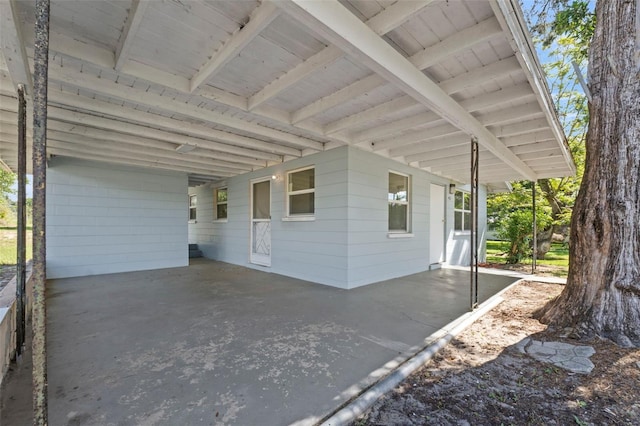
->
<box><xmin>250</xmin><ymin>179</ymin><xmax>271</xmax><ymax>266</ymax></box>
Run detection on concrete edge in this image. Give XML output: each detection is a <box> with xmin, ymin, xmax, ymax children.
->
<box><xmin>316</xmin><ymin>278</ymin><xmax>526</xmax><ymax>426</ymax></box>
<box><xmin>443</xmin><ymin>264</ymin><xmax>567</xmax><ymax>285</ymax></box>
<box><xmin>0</xmin><ymin>261</ymin><xmax>34</xmax><ymax>387</ymax></box>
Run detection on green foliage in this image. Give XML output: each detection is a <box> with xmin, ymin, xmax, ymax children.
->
<box><xmin>0</xmin><ymin>170</ymin><xmax>16</xmax><ymax>196</ymax></box>
<box><xmin>489</xmin><ymin>183</ymin><xmax>555</xmax><ymax>263</ymax></box>
<box><xmin>487</xmin><ymin>1</ymin><xmax>593</xmax><ymax>262</ymax></box>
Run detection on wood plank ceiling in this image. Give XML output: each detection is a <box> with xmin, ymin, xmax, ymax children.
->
<box><xmin>0</xmin><ymin>0</ymin><xmax>575</xmax><ymax>187</ymax></box>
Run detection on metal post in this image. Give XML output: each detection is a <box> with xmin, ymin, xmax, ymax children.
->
<box><xmin>470</xmin><ymin>137</ymin><xmax>479</xmax><ymax>309</ymax></box>
<box><xmin>16</xmin><ymin>84</ymin><xmax>27</xmax><ymax>357</ymax></box>
<box><xmin>532</xmin><ymin>181</ymin><xmax>537</xmax><ymax>274</ymax></box>
<box><xmin>32</xmin><ymin>0</ymin><xmax>50</xmax><ymax>423</ymax></box>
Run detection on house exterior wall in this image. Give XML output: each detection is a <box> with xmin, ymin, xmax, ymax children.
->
<box><xmin>445</xmin><ymin>184</ymin><xmax>488</xmax><ymax>266</ymax></box>
<box><xmin>188</xmin><ymin>146</ymin><xmax>349</xmax><ymax>287</ymax></box>
<box><xmin>345</xmin><ymin>148</ymin><xmax>450</xmax><ymax>288</ymax></box>
<box><xmin>189</xmin><ymin>146</ymin><xmax>487</xmax><ymax>289</ymax></box>
<box><xmin>47</xmin><ymin>157</ymin><xmax>189</xmax><ymax>278</ymax></box>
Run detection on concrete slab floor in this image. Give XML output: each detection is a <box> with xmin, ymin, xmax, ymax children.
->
<box><xmin>1</xmin><ymin>259</ymin><xmax>518</xmax><ymax>425</ymax></box>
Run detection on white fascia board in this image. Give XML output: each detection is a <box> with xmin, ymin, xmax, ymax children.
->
<box><xmin>490</xmin><ymin>0</ymin><xmax>576</xmax><ymax>176</ymax></box>
<box><xmin>277</xmin><ymin>0</ymin><xmax>537</xmax><ymax>181</ymax></box>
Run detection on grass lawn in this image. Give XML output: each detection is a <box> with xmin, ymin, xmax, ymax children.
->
<box><xmin>0</xmin><ymin>228</ymin><xmax>33</xmax><ymax>265</ymax></box>
<box><xmin>486</xmin><ymin>239</ymin><xmax>569</xmax><ymax>276</ymax></box>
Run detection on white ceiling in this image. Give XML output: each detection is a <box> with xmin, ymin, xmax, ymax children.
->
<box><xmin>0</xmin><ymin>0</ymin><xmax>575</xmax><ymax>187</ymax></box>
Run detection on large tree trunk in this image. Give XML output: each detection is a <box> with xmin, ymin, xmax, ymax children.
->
<box><xmin>537</xmin><ymin>0</ymin><xmax>640</xmax><ymax>347</ymax></box>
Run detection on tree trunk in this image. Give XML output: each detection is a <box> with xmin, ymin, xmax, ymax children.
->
<box><xmin>535</xmin><ymin>227</ymin><xmax>553</xmax><ymax>259</ymax></box>
<box><xmin>536</xmin><ymin>0</ymin><xmax>640</xmax><ymax>347</ymax></box>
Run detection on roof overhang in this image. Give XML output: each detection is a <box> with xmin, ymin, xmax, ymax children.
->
<box><xmin>0</xmin><ymin>0</ymin><xmax>575</xmax><ymax>187</ymax></box>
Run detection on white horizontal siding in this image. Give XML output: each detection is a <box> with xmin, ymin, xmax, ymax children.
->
<box><xmin>47</xmin><ymin>157</ymin><xmax>188</xmax><ymax>278</ymax></box>
<box><xmin>188</xmin><ymin>145</ymin><xmax>487</xmax><ymax>289</ymax></box>
<box><xmin>189</xmin><ymin>146</ymin><xmax>349</xmax><ymax>287</ymax></box>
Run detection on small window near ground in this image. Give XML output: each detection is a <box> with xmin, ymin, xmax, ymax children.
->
<box><xmin>287</xmin><ymin>167</ymin><xmax>315</xmax><ymax>216</ymax></box>
<box><xmin>189</xmin><ymin>194</ymin><xmax>197</xmax><ymax>221</ymax></box>
<box><xmin>454</xmin><ymin>190</ymin><xmax>471</xmax><ymax>231</ymax></box>
<box><xmin>388</xmin><ymin>172</ymin><xmax>410</xmax><ymax>232</ymax></box>
<box><xmin>215</xmin><ymin>188</ymin><xmax>228</xmax><ymax>220</ymax></box>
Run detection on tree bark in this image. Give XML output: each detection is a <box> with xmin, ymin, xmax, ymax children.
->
<box><xmin>537</xmin><ymin>0</ymin><xmax>640</xmax><ymax>347</ymax></box>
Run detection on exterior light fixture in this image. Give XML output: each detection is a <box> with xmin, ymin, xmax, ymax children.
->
<box><xmin>449</xmin><ymin>183</ymin><xmax>456</xmax><ymax>194</ymax></box>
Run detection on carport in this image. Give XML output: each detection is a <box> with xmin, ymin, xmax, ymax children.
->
<box><xmin>1</xmin><ymin>259</ymin><xmax>519</xmax><ymax>425</ymax></box>
<box><xmin>0</xmin><ymin>0</ymin><xmax>575</xmax><ymax>421</ymax></box>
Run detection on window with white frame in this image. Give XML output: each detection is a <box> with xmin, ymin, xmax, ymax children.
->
<box><xmin>287</xmin><ymin>167</ymin><xmax>315</xmax><ymax>216</ymax></box>
<box><xmin>214</xmin><ymin>187</ymin><xmax>228</xmax><ymax>220</ymax></box>
<box><xmin>388</xmin><ymin>172</ymin><xmax>410</xmax><ymax>232</ymax></box>
<box><xmin>188</xmin><ymin>194</ymin><xmax>197</xmax><ymax>221</ymax></box>
<box><xmin>454</xmin><ymin>190</ymin><xmax>471</xmax><ymax>231</ymax></box>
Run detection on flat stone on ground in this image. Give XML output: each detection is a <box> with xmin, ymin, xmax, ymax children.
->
<box><xmin>519</xmin><ymin>339</ymin><xmax>595</xmax><ymax>374</ymax></box>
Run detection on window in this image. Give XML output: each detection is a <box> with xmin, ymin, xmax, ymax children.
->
<box><xmin>388</xmin><ymin>172</ymin><xmax>410</xmax><ymax>232</ymax></box>
<box><xmin>188</xmin><ymin>194</ymin><xmax>197</xmax><ymax>221</ymax></box>
<box><xmin>454</xmin><ymin>190</ymin><xmax>471</xmax><ymax>231</ymax></box>
<box><xmin>215</xmin><ymin>188</ymin><xmax>228</xmax><ymax>220</ymax></box>
<box><xmin>287</xmin><ymin>167</ymin><xmax>315</xmax><ymax>216</ymax></box>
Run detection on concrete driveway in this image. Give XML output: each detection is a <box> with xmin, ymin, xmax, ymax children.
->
<box><xmin>3</xmin><ymin>259</ymin><xmax>519</xmax><ymax>425</ymax></box>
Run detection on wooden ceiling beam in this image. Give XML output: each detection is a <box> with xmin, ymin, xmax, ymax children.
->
<box><xmin>0</xmin><ymin>0</ymin><xmax>32</xmax><ymax>93</ymax></box>
<box><xmin>45</xmin><ymin>90</ymin><xmax>294</xmax><ymax>158</ymax></box>
<box><xmin>278</xmin><ymin>0</ymin><xmax>537</xmax><ymax>180</ymax></box>
<box><xmin>47</xmin><ymin>133</ymin><xmax>251</xmax><ymax>174</ymax></box>
<box><xmin>190</xmin><ymin>2</ymin><xmax>280</xmax><ymax>92</ymax></box>
<box><xmin>45</xmin><ymin>62</ymin><xmax>325</xmax><ymax>151</ymax></box>
<box><xmin>306</xmin><ymin>17</ymin><xmax>504</xmax><ymax>127</ymax></box>
<box><xmin>48</xmin><ymin>147</ymin><xmax>233</xmax><ymax>178</ymax></box>
<box><xmin>114</xmin><ymin>0</ymin><xmax>150</xmax><ymax>71</ymax></box>
<box><xmin>249</xmin><ymin>0</ymin><xmax>437</xmax><ymax>110</ymax></box>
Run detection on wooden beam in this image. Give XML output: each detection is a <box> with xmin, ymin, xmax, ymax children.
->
<box><xmin>47</xmin><ymin>133</ymin><xmax>251</xmax><ymax>173</ymax></box>
<box><xmin>190</xmin><ymin>2</ymin><xmax>280</xmax><ymax>92</ymax></box>
<box><xmin>294</xmin><ymin>17</ymin><xmax>504</xmax><ymax>125</ymax></box>
<box><xmin>369</xmin><ymin>123</ymin><xmax>460</xmax><ymax>152</ymax></box>
<box><xmin>391</xmin><ymin>133</ymin><xmax>469</xmax><ymax>158</ymax></box>
<box><xmin>500</xmin><ymin>129</ymin><xmax>555</xmax><ymax>147</ymax></box>
<box><xmin>278</xmin><ymin>0</ymin><xmax>537</xmax><ymax>180</ymax></box>
<box><xmin>352</xmin><ymin>111</ymin><xmax>442</xmax><ymax>143</ymax></box>
<box><xmin>47</xmin><ymin>107</ymin><xmax>273</xmax><ymax>165</ymax></box>
<box><xmin>45</xmin><ymin>89</ymin><xmax>297</xmax><ymax>158</ymax></box>
<box><xmin>292</xmin><ymin>74</ymin><xmax>384</xmax><ymax>124</ymax></box>
<box><xmin>0</xmin><ymin>0</ymin><xmax>32</xmax><ymax>92</ymax></box>
<box><xmin>46</xmin><ymin>126</ymin><xmax>258</xmax><ymax>170</ymax></box>
<box><xmin>114</xmin><ymin>0</ymin><xmax>150</xmax><ymax>71</ymax></box>
<box><xmin>324</xmin><ymin>95</ymin><xmax>416</xmax><ymax>135</ymax></box>
<box><xmin>48</xmin><ymin>147</ymin><xmax>234</xmax><ymax>178</ymax></box>
<box><xmin>45</xmin><ymin>63</ymin><xmax>325</xmax><ymax>151</ymax></box>
<box><xmin>248</xmin><ymin>46</ymin><xmax>343</xmax><ymax>110</ymax></box>
<box><xmin>490</xmin><ymin>117</ymin><xmax>549</xmax><ymax>138</ymax></box>
<box><xmin>439</xmin><ymin>56</ymin><xmax>521</xmax><ymax>94</ymax></box>
<box><xmin>19</xmin><ymin>28</ymin><xmax>351</xmax><ymax>148</ymax></box>
<box><xmin>249</xmin><ymin>0</ymin><xmax>436</xmax><ymax>110</ymax></box>
<box><xmin>474</xmin><ymin>102</ymin><xmax>544</xmax><ymax>126</ymax></box>
<box><xmin>410</xmin><ymin>17</ymin><xmax>503</xmax><ymax>70</ymax></box>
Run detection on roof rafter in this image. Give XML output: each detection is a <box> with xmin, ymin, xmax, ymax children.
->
<box><xmin>0</xmin><ymin>0</ymin><xmax>32</xmax><ymax>92</ymax></box>
<box><xmin>300</xmin><ymin>16</ymin><xmax>504</xmax><ymax>127</ymax></box>
<box><xmin>248</xmin><ymin>0</ymin><xmax>437</xmax><ymax>110</ymax></box>
<box><xmin>190</xmin><ymin>1</ymin><xmax>280</xmax><ymax>92</ymax></box>
<box><xmin>277</xmin><ymin>0</ymin><xmax>537</xmax><ymax>180</ymax></box>
<box><xmin>46</xmin><ymin>62</ymin><xmax>325</xmax><ymax>152</ymax></box>
<box><xmin>114</xmin><ymin>0</ymin><xmax>150</xmax><ymax>71</ymax></box>
<box><xmin>19</xmin><ymin>28</ymin><xmax>349</xmax><ymax>149</ymax></box>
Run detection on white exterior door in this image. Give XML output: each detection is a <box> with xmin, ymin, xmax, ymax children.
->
<box><xmin>250</xmin><ymin>179</ymin><xmax>271</xmax><ymax>266</ymax></box>
<box><xmin>429</xmin><ymin>184</ymin><xmax>446</xmax><ymax>264</ymax></box>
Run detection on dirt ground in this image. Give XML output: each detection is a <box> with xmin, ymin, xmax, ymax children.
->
<box><xmin>353</xmin><ymin>281</ymin><xmax>640</xmax><ymax>426</ymax></box>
